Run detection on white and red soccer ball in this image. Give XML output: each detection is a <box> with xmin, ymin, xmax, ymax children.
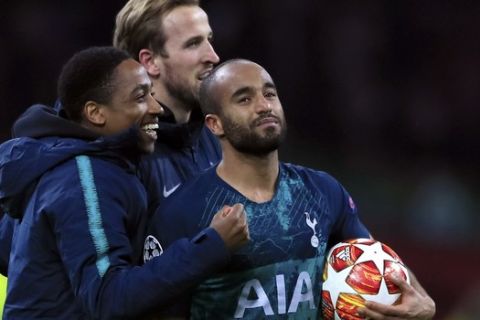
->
<box><xmin>322</xmin><ymin>238</ymin><xmax>410</xmax><ymax>320</ymax></box>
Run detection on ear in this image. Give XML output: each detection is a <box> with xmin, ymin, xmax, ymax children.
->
<box><xmin>205</xmin><ymin>114</ymin><xmax>224</xmax><ymax>137</ymax></box>
<box><xmin>139</xmin><ymin>48</ymin><xmax>161</xmax><ymax>77</ymax></box>
<box><xmin>83</xmin><ymin>101</ymin><xmax>106</xmax><ymax>126</ymax></box>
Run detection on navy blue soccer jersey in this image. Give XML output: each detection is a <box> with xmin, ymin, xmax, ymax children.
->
<box><xmin>146</xmin><ymin>163</ymin><xmax>370</xmax><ymax>319</ymax></box>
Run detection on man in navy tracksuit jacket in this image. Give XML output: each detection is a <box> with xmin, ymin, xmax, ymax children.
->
<box><xmin>0</xmin><ymin>47</ymin><xmax>248</xmax><ymax>319</ymax></box>
<box><xmin>0</xmin><ymin>105</ymin><xmax>221</xmax><ymax>280</ymax></box>
<box><xmin>0</xmin><ymin>0</ymin><xmax>225</xmax><ymax>292</ymax></box>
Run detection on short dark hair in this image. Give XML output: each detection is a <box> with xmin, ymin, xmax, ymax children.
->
<box><xmin>199</xmin><ymin>58</ymin><xmax>246</xmax><ymax>116</ymax></box>
<box><xmin>57</xmin><ymin>46</ymin><xmax>131</xmax><ymax>122</ymax></box>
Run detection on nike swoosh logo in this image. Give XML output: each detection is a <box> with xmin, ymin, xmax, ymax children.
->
<box><xmin>163</xmin><ymin>183</ymin><xmax>181</xmax><ymax>198</ymax></box>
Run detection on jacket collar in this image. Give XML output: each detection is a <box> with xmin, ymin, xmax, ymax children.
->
<box><xmin>156</xmin><ymin>102</ymin><xmax>204</xmax><ymax>149</ymax></box>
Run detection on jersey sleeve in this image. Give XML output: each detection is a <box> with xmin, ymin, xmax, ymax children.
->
<box><xmin>48</xmin><ymin>156</ymin><xmax>229</xmax><ymax>319</ymax></box>
<box><xmin>301</xmin><ymin>167</ymin><xmax>371</xmax><ymax>248</ymax></box>
<box><xmin>327</xmin><ymin>175</ymin><xmax>371</xmax><ymax>247</ymax></box>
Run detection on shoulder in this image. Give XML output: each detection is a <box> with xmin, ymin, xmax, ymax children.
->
<box><xmin>42</xmin><ymin>155</ymin><xmax>143</xmax><ymax>201</ymax></box>
<box><xmin>150</xmin><ymin>167</ymin><xmax>217</xmax><ymax>230</ymax></box>
<box><xmin>160</xmin><ymin>167</ymin><xmax>215</xmax><ymax>211</ymax></box>
<box><xmin>199</xmin><ymin>125</ymin><xmax>221</xmax><ymax>150</ymax></box>
<box><xmin>282</xmin><ymin>162</ymin><xmax>341</xmax><ymax>190</ymax></box>
<box><xmin>35</xmin><ymin>155</ymin><xmax>146</xmax><ymax>226</ymax></box>
<box><xmin>281</xmin><ymin>162</ymin><xmax>351</xmax><ymax>209</ymax></box>
<box><xmin>200</xmin><ymin>124</ymin><xmax>217</xmax><ymax>142</ymax></box>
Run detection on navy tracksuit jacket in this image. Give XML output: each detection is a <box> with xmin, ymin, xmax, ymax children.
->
<box><xmin>0</xmin><ymin>105</ymin><xmax>226</xmax><ymax>319</ymax></box>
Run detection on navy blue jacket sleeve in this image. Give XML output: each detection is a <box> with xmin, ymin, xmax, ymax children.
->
<box><xmin>142</xmin><ymin>183</ymin><xmax>217</xmax><ymax>318</ymax></box>
<box><xmin>98</xmin><ymin>228</ymin><xmax>229</xmax><ymax>318</ymax></box>
<box><xmin>0</xmin><ymin>213</ymin><xmax>14</xmax><ymax>275</ymax></box>
<box><xmin>47</xmin><ymin>156</ymin><xmax>230</xmax><ymax>319</ymax></box>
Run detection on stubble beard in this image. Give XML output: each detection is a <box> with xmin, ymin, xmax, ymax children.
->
<box><xmin>163</xmin><ymin>66</ymin><xmax>200</xmax><ymax>111</ymax></box>
<box><xmin>222</xmin><ymin>115</ymin><xmax>287</xmax><ymax>156</ymax></box>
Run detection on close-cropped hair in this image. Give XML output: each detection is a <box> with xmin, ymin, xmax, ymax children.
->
<box><xmin>199</xmin><ymin>58</ymin><xmax>247</xmax><ymax>116</ymax></box>
<box><xmin>113</xmin><ymin>0</ymin><xmax>200</xmax><ymax>59</ymax></box>
<box><xmin>57</xmin><ymin>46</ymin><xmax>131</xmax><ymax>122</ymax></box>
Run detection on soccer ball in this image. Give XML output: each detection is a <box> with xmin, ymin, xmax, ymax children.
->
<box><xmin>321</xmin><ymin>238</ymin><xmax>410</xmax><ymax>320</ymax></box>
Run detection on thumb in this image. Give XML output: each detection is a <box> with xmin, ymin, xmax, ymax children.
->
<box><xmin>385</xmin><ymin>272</ymin><xmax>410</xmax><ymax>293</ymax></box>
<box><xmin>221</xmin><ymin>205</ymin><xmax>232</xmax><ymax>217</ymax></box>
<box><xmin>230</xmin><ymin>203</ymin><xmax>245</xmax><ymax>218</ymax></box>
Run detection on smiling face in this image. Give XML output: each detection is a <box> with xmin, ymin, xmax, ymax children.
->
<box><xmin>100</xmin><ymin>59</ymin><xmax>162</xmax><ymax>153</ymax></box>
<box><xmin>206</xmin><ymin>60</ymin><xmax>287</xmax><ymax>156</ymax></box>
<box><xmin>155</xmin><ymin>5</ymin><xmax>219</xmax><ymax>108</ymax></box>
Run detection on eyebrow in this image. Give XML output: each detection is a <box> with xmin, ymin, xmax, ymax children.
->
<box><xmin>231</xmin><ymin>86</ymin><xmax>253</xmax><ymax>99</ymax></box>
<box><xmin>264</xmin><ymin>82</ymin><xmax>277</xmax><ymax>90</ymax></box>
<box><xmin>183</xmin><ymin>35</ymin><xmax>203</xmax><ymax>48</ymax></box>
<box><xmin>231</xmin><ymin>81</ymin><xmax>277</xmax><ymax>99</ymax></box>
<box><xmin>130</xmin><ymin>83</ymin><xmax>151</xmax><ymax>96</ymax></box>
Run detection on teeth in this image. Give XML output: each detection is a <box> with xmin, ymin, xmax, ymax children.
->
<box><xmin>198</xmin><ymin>70</ymin><xmax>212</xmax><ymax>80</ymax></box>
<box><xmin>141</xmin><ymin>123</ymin><xmax>159</xmax><ymax>131</ymax></box>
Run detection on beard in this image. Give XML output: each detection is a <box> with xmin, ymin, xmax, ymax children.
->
<box><xmin>221</xmin><ymin>112</ymin><xmax>287</xmax><ymax>156</ymax></box>
<box><xmin>163</xmin><ymin>64</ymin><xmax>201</xmax><ymax>110</ymax></box>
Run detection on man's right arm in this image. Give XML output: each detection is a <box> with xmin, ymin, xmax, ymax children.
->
<box><xmin>51</xmin><ymin>158</ymin><xmax>248</xmax><ymax>319</ymax></box>
<box><xmin>144</xmin><ymin>203</ymin><xmax>250</xmax><ymax>319</ymax></box>
<box><xmin>209</xmin><ymin>203</ymin><xmax>250</xmax><ymax>252</ymax></box>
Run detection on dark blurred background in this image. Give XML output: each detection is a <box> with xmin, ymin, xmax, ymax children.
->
<box><xmin>1</xmin><ymin>1</ymin><xmax>479</xmax><ymax>318</ymax></box>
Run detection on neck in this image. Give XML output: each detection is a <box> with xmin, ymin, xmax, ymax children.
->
<box><xmin>216</xmin><ymin>145</ymin><xmax>279</xmax><ymax>203</ymax></box>
<box><xmin>153</xmin><ymin>80</ymin><xmax>192</xmax><ymax>124</ymax></box>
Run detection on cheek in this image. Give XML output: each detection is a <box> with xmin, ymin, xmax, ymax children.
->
<box><xmin>119</xmin><ymin>108</ymin><xmax>145</xmax><ymax>127</ymax></box>
<box><xmin>175</xmin><ymin>53</ymin><xmax>201</xmax><ymax>72</ymax></box>
<box><xmin>273</xmin><ymin>103</ymin><xmax>285</xmax><ymax>117</ymax></box>
<box><xmin>164</xmin><ymin>61</ymin><xmax>191</xmax><ymax>82</ymax></box>
<box><xmin>132</xmin><ymin>106</ymin><xmax>147</xmax><ymax>120</ymax></box>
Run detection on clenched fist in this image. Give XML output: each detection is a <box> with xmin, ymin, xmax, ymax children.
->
<box><xmin>210</xmin><ymin>203</ymin><xmax>250</xmax><ymax>252</ymax></box>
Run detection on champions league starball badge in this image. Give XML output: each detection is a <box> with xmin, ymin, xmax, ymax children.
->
<box><xmin>143</xmin><ymin>235</ymin><xmax>163</xmax><ymax>262</ymax></box>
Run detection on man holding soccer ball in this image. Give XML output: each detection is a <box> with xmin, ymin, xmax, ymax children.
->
<box><xmin>144</xmin><ymin>59</ymin><xmax>435</xmax><ymax>319</ymax></box>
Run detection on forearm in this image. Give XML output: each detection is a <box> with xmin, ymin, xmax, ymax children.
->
<box><xmin>94</xmin><ymin>228</ymin><xmax>229</xmax><ymax>319</ymax></box>
<box><xmin>408</xmin><ymin>269</ymin><xmax>436</xmax><ymax>318</ymax></box>
<box><xmin>409</xmin><ymin>269</ymin><xmax>428</xmax><ymax>297</ymax></box>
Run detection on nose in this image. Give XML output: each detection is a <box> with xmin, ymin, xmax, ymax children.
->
<box><xmin>148</xmin><ymin>94</ymin><xmax>164</xmax><ymax>116</ymax></box>
<box><xmin>203</xmin><ymin>42</ymin><xmax>220</xmax><ymax>64</ymax></box>
<box><xmin>255</xmin><ymin>95</ymin><xmax>272</xmax><ymax>114</ymax></box>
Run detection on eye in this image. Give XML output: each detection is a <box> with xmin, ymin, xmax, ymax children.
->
<box><xmin>136</xmin><ymin>92</ymin><xmax>148</xmax><ymax>102</ymax></box>
<box><xmin>265</xmin><ymin>91</ymin><xmax>277</xmax><ymax>99</ymax></box>
<box><xmin>185</xmin><ymin>38</ymin><xmax>202</xmax><ymax>49</ymax></box>
<box><xmin>237</xmin><ymin>97</ymin><xmax>251</xmax><ymax>105</ymax></box>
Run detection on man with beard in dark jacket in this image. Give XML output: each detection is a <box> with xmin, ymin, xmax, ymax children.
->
<box><xmin>113</xmin><ymin>0</ymin><xmax>222</xmax><ymax>212</ymax></box>
<box><xmin>0</xmin><ymin>0</ymin><xmax>225</xmax><ymax>305</ymax></box>
<box><xmin>0</xmin><ymin>46</ymin><xmax>248</xmax><ymax>319</ymax></box>
<box><xmin>1</xmin><ymin>0</ymin><xmax>224</xmax><ymax>306</ymax></box>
